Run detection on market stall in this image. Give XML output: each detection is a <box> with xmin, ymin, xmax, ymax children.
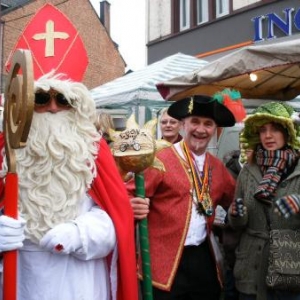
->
<box><xmin>156</xmin><ymin>38</ymin><xmax>300</xmax><ymax>102</ymax></box>
<box><xmin>90</xmin><ymin>52</ymin><xmax>208</xmax><ymax>130</ymax></box>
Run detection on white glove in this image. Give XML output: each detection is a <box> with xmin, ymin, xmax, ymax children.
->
<box><xmin>214</xmin><ymin>205</ymin><xmax>227</xmax><ymax>225</ymax></box>
<box><xmin>0</xmin><ymin>215</ymin><xmax>26</xmax><ymax>252</ymax></box>
<box><xmin>40</xmin><ymin>222</ymin><xmax>82</xmax><ymax>255</ymax></box>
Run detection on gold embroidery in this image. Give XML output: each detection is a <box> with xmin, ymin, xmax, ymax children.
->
<box><xmin>188</xmin><ymin>97</ymin><xmax>193</xmax><ymax>114</ymax></box>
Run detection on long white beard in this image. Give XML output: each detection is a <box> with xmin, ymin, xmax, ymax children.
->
<box><xmin>1</xmin><ymin>111</ymin><xmax>100</xmax><ymax>244</ymax></box>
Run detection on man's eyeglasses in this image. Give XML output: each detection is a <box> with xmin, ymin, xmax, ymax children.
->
<box><xmin>35</xmin><ymin>89</ymin><xmax>72</xmax><ymax>107</ymax></box>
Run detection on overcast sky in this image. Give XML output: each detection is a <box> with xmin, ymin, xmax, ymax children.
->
<box><xmin>90</xmin><ymin>0</ymin><xmax>147</xmax><ymax>71</ymax></box>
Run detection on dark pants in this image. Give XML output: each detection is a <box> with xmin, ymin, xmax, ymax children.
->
<box><xmin>152</xmin><ymin>239</ymin><xmax>221</xmax><ymax>300</ymax></box>
<box><xmin>224</xmin><ymin>269</ymin><xmax>239</xmax><ymax>300</ymax></box>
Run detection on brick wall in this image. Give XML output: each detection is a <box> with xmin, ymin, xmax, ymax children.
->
<box><xmin>1</xmin><ymin>0</ymin><xmax>126</xmax><ymax>90</ymax></box>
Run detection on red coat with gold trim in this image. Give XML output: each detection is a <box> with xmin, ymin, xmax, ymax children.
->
<box><xmin>126</xmin><ymin>145</ymin><xmax>235</xmax><ymax>291</ymax></box>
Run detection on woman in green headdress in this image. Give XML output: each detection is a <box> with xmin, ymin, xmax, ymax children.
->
<box><xmin>229</xmin><ymin>101</ymin><xmax>300</xmax><ymax>300</ymax></box>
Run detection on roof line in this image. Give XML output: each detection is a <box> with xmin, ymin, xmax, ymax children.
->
<box><xmin>196</xmin><ymin>40</ymin><xmax>254</xmax><ymax>58</ymax></box>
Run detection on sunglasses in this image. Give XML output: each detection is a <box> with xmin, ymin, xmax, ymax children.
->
<box><xmin>34</xmin><ymin>89</ymin><xmax>71</xmax><ymax>107</ymax></box>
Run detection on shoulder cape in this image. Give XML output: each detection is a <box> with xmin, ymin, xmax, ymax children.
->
<box><xmin>89</xmin><ymin>138</ymin><xmax>138</xmax><ymax>300</ymax></box>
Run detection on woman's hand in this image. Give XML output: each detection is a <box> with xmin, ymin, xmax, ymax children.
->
<box><xmin>229</xmin><ymin>198</ymin><xmax>247</xmax><ymax>218</ymax></box>
<box><xmin>130</xmin><ymin>197</ymin><xmax>150</xmax><ymax>220</ymax></box>
<box><xmin>275</xmin><ymin>194</ymin><xmax>300</xmax><ymax>218</ymax></box>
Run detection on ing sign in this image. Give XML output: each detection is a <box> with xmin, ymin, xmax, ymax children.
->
<box><xmin>252</xmin><ymin>7</ymin><xmax>300</xmax><ymax>42</ymax></box>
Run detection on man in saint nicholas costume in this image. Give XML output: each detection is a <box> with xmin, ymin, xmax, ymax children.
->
<box><xmin>0</xmin><ymin>72</ymin><xmax>138</xmax><ymax>300</ymax></box>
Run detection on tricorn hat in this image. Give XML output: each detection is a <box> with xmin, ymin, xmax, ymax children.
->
<box><xmin>167</xmin><ymin>95</ymin><xmax>235</xmax><ymax>127</ymax></box>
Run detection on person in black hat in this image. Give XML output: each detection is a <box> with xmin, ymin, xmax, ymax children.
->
<box><xmin>126</xmin><ymin>94</ymin><xmax>237</xmax><ymax>300</ymax></box>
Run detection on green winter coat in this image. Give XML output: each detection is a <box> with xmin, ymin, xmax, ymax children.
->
<box><xmin>229</xmin><ymin>160</ymin><xmax>300</xmax><ymax>300</ymax></box>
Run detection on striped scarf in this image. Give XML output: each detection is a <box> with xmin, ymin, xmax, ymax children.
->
<box><xmin>254</xmin><ymin>145</ymin><xmax>298</xmax><ymax>205</ymax></box>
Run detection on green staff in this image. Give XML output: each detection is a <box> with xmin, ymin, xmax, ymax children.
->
<box><xmin>109</xmin><ymin>115</ymin><xmax>159</xmax><ymax>300</ymax></box>
<box><xmin>135</xmin><ymin>173</ymin><xmax>153</xmax><ymax>300</ymax></box>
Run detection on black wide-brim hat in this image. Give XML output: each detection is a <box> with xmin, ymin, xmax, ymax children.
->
<box><xmin>167</xmin><ymin>95</ymin><xmax>235</xmax><ymax>127</ymax></box>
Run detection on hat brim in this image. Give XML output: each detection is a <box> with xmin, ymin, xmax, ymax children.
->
<box><xmin>243</xmin><ymin>113</ymin><xmax>300</xmax><ymax>149</ymax></box>
<box><xmin>168</xmin><ymin>97</ymin><xmax>235</xmax><ymax>127</ymax></box>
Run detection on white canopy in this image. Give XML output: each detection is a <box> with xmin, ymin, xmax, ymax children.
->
<box><xmin>156</xmin><ymin>38</ymin><xmax>300</xmax><ymax>101</ymax></box>
<box><xmin>90</xmin><ymin>53</ymin><xmax>208</xmax><ymax>108</ymax></box>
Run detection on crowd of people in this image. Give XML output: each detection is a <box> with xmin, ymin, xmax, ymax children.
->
<box><xmin>0</xmin><ymin>72</ymin><xmax>300</xmax><ymax>300</ymax></box>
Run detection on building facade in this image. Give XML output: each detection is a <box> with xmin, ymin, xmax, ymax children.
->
<box><xmin>146</xmin><ymin>0</ymin><xmax>300</xmax><ymax>158</ymax></box>
<box><xmin>0</xmin><ymin>0</ymin><xmax>126</xmax><ymax>93</ymax></box>
<box><xmin>147</xmin><ymin>0</ymin><xmax>300</xmax><ymax>63</ymax></box>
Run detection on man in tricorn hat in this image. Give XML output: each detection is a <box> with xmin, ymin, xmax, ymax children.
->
<box><xmin>127</xmin><ymin>95</ymin><xmax>236</xmax><ymax>300</ymax></box>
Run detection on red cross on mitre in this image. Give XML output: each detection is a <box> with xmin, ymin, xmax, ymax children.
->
<box><xmin>5</xmin><ymin>3</ymin><xmax>88</xmax><ymax>81</ymax></box>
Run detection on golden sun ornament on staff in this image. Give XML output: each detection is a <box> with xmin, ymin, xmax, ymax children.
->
<box><xmin>109</xmin><ymin>114</ymin><xmax>170</xmax><ymax>300</ymax></box>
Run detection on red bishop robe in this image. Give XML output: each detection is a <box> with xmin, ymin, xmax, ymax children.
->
<box><xmin>89</xmin><ymin>138</ymin><xmax>138</xmax><ymax>300</ymax></box>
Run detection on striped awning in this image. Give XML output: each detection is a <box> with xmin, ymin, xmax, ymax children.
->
<box><xmin>90</xmin><ymin>53</ymin><xmax>208</xmax><ymax>108</ymax></box>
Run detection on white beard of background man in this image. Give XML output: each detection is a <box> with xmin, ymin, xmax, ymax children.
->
<box><xmin>0</xmin><ymin>72</ymin><xmax>138</xmax><ymax>300</ymax></box>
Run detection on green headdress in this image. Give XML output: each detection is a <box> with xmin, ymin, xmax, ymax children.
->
<box><xmin>240</xmin><ymin>101</ymin><xmax>300</xmax><ymax>150</ymax></box>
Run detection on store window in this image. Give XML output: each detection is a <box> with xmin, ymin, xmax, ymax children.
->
<box><xmin>197</xmin><ymin>0</ymin><xmax>209</xmax><ymax>24</ymax></box>
<box><xmin>180</xmin><ymin>0</ymin><xmax>190</xmax><ymax>30</ymax></box>
<box><xmin>216</xmin><ymin>0</ymin><xmax>229</xmax><ymax>18</ymax></box>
